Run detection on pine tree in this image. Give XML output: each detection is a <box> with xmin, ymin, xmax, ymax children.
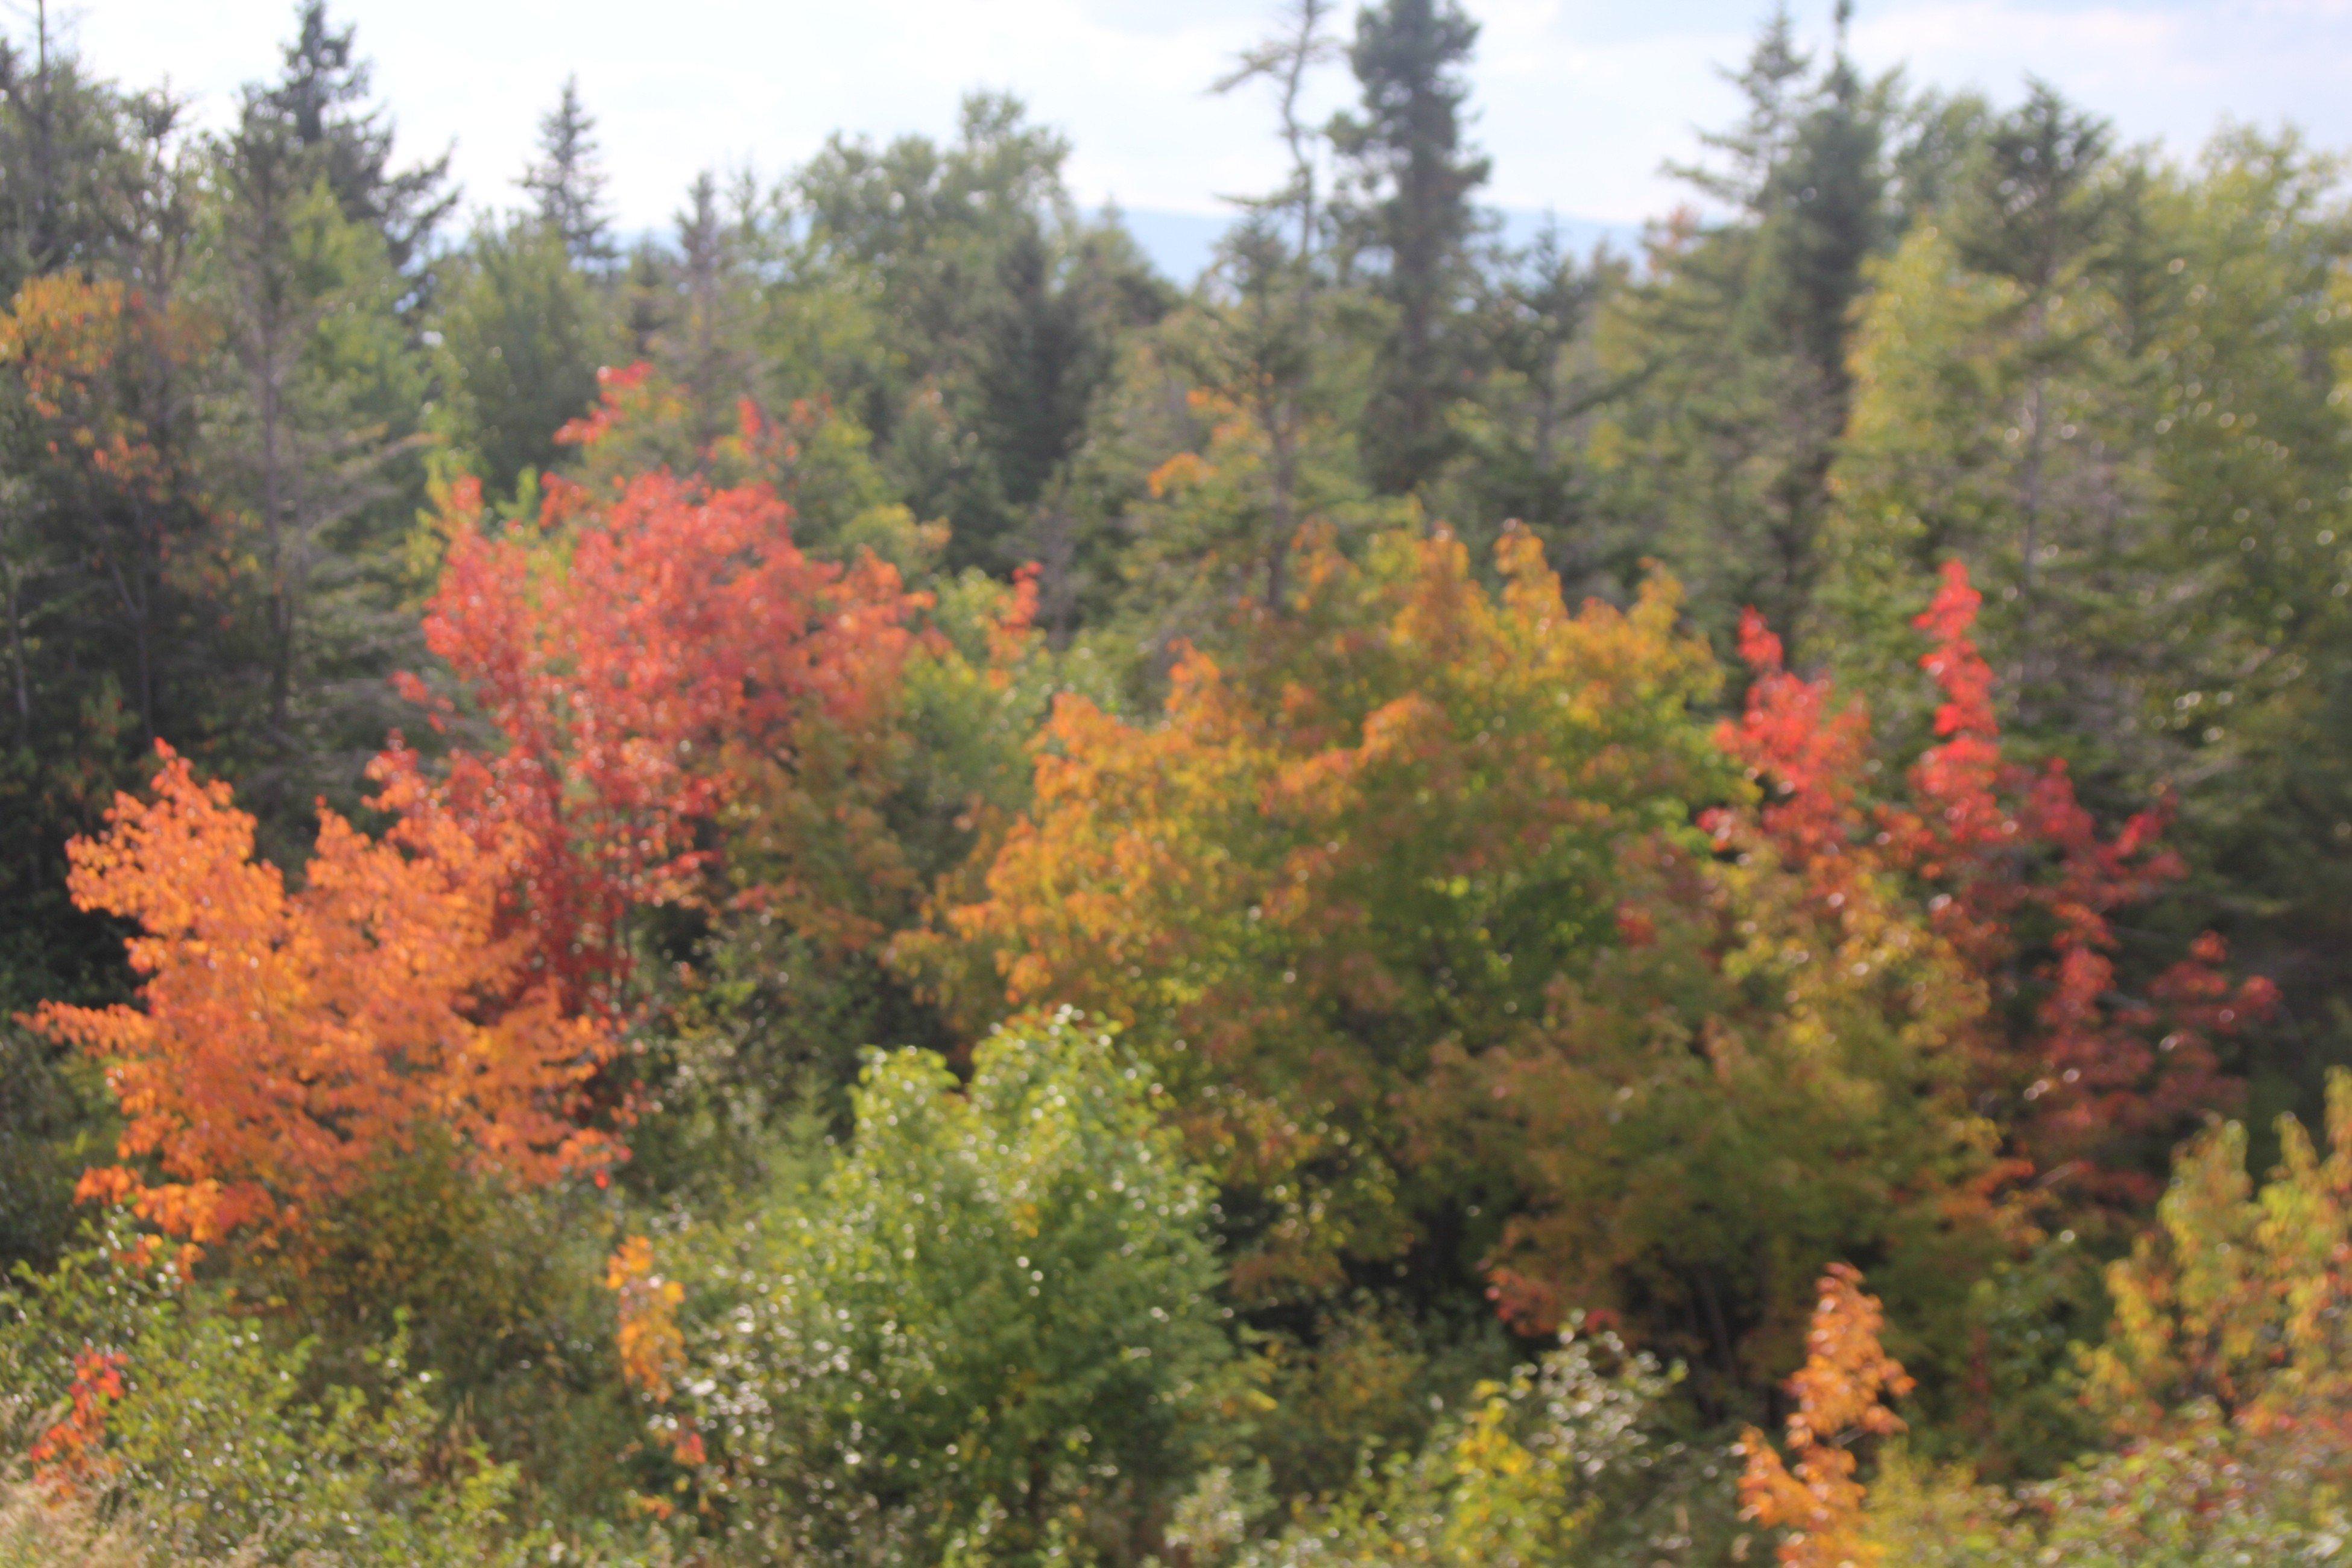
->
<box><xmin>521</xmin><ymin>75</ymin><xmax>613</xmax><ymax>268</ymax></box>
<box><xmin>267</xmin><ymin>2</ymin><xmax>453</xmax><ymax>280</ymax></box>
<box><xmin>1330</xmin><ymin>0</ymin><xmax>1489</xmax><ymax>496</ymax></box>
<box><xmin>1581</xmin><ymin>5</ymin><xmax>1897</xmax><ymax>648</ymax></box>
<box><xmin>201</xmin><ymin>83</ymin><xmax>428</xmax><ymax>822</ymax></box>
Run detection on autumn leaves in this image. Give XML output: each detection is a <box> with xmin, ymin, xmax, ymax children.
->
<box><xmin>17</xmin><ymin>452</ymin><xmax>2283</xmax><ymax>1560</ymax></box>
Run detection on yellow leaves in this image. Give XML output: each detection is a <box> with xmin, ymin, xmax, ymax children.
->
<box><xmin>1738</xmin><ymin>1264</ymin><xmax>1913</xmax><ymax>1568</ymax></box>
<box><xmin>1146</xmin><ymin>450</ymin><xmax>1210</xmax><ymax>499</ymax></box>
<box><xmin>2084</xmin><ymin>1069</ymin><xmax>2352</xmax><ymax>1438</ymax></box>
<box><xmin>1434</xmin><ymin>1383</ymin><xmax>1600</xmax><ymax>1565</ymax></box>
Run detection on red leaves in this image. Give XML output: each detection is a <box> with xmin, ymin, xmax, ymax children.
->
<box><xmin>1722</xmin><ymin>561</ymin><xmax>2270</xmax><ymax>1200</ymax></box>
<box><xmin>1715</xmin><ymin>607</ymin><xmax>1873</xmax><ymax>872</ymax></box>
<box><xmin>30</xmin><ymin>1347</ymin><xmax>127</xmax><ymax>1499</ymax></box>
<box><xmin>405</xmin><ymin>469</ymin><xmax>924</xmax><ymax>1014</ymax></box>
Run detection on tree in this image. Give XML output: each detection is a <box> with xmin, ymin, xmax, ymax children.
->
<box><xmin>1722</xmin><ymin>562</ymin><xmax>2272</xmax><ymax>1203</ymax></box>
<box><xmin>0</xmin><ymin>272</ymin><xmax>208</xmax><ymax>751</ymax></box>
<box><xmin>401</xmin><ymin>464</ymin><xmax>924</xmax><ymax>1017</ymax></box>
<box><xmin>2085</xmin><ymin>1068</ymin><xmax>2352</xmax><ymax>1437</ymax></box>
<box><xmin>27</xmin><ymin>744</ymin><xmax>616</xmax><ymax>1246</ymax></box>
<box><xmin>200</xmin><ymin>90</ymin><xmax>427</xmax><ymax>806</ymax></box>
<box><xmin>920</xmin><ymin>526</ymin><xmax>1727</xmax><ymax>1303</ymax></box>
<box><xmin>1584</xmin><ymin>4</ymin><xmax>1895</xmax><ymax>646</ymax></box>
<box><xmin>656</xmin><ymin>170</ymin><xmax>760</xmax><ymax>452</ymax></box>
<box><xmin>427</xmin><ymin>215</ymin><xmax>616</xmax><ymax>496</ymax></box>
<box><xmin>1737</xmin><ymin>1264</ymin><xmax>1913</xmax><ymax>1568</ymax></box>
<box><xmin>520</xmin><ymin>75</ymin><xmax>612</xmax><ymax>269</ymax></box>
<box><xmin>798</xmin><ymin>93</ymin><xmax>1171</xmax><ymax>574</ymax></box>
<box><xmin>1203</xmin><ymin>0</ymin><xmax>1345</xmax><ymax>608</ymax></box>
<box><xmin>1821</xmin><ymin>121</ymin><xmax>2352</xmax><ymax>1111</ymax></box>
<box><xmin>1329</xmin><ymin>0</ymin><xmax>1489</xmax><ymax>495</ymax></box>
<box><xmin>265</xmin><ymin>1</ymin><xmax>454</xmax><ymax>281</ymax></box>
<box><xmin>616</xmin><ymin>1013</ymin><xmax>1236</xmax><ymax>1563</ymax></box>
<box><xmin>1441</xmin><ymin>223</ymin><xmax>1622</xmax><ymax>572</ymax></box>
<box><xmin>1867</xmin><ymin>1083</ymin><xmax>2352</xmax><ymax>1566</ymax></box>
<box><xmin>0</xmin><ymin>8</ymin><xmax>154</xmax><ymax>294</ymax></box>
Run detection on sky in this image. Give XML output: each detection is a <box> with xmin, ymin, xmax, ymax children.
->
<box><xmin>48</xmin><ymin>0</ymin><xmax>2352</xmax><ymax>252</ymax></box>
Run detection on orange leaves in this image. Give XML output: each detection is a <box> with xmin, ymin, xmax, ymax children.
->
<box><xmin>29</xmin><ymin>1347</ymin><xmax>127</xmax><ymax>1499</ymax></box>
<box><xmin>27</xmin><ymin>745</ymin><xmax>616</xmax><ymax>1245</ymax></box>
<box><xmin>27</xmin><ymin>446</ymin><xmax>925</xmax><ymax>1248</ymax></box>
<box><xmin>1739</xmin><ymin>1264</ymin><xmax>1913</xmax><ymax>1568</ymax></box>
<box><xmin>0</xmin><ymin>274</ymin><xmax>202</xmax><ymax>506</ymax></box>
<box><xmin>607</xmin><ymin>1235</ymin><xmax>687</xmax><ymax>1406</ymax></box>
<box><xmin>408</xmin><ymin>467</ymin><xmax>924</xmax><ymax>1013</ymax></box>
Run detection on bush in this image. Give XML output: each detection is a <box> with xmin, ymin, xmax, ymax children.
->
<box><xmin>0</xmin><ymin>1225</ymin><xmax>540</xmax><ymax>1564</ymax></box>
<box><xmin>1198</xmin><ymin>1324</ymin><xmax>1728</xmax><ymax>1568</ymax></box>
<box><xmin>629</xmin><ymin>1009</ymin><xmax>1239</xmax><ymax>1564</ymax></box>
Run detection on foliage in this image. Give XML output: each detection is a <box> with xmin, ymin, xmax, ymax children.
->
<box><xmin>0</xmin><ymin>1226</ymin><xmax>537</xmax><ymax>1564</ymax></box>
<box><xmin>1864</xmin><ymin>1075</ymin><xmax>2352</xmax><ymax>1566</ymax></box>
<box><xmin>925</xmin><ymin>525</ymin><xmax>1725</xmax><ymax>1297</ymax></box>
<box><xmin>1737</xmin><ymin>1265</ymin><xmax>1913</xmax><ymax>1568</ymax></box>
<box><xmin>26</xmin><ymin>744</ymin><xmax>615</xmax><ymax>1244</ymax></box>
<box><xmin>2085</xmin><ymin>1067</ymin><xmax>2352</xmax><ymax>1437</ymax></box>
<box><xmin>1723</xmin><ymin>560</ymin><xmax>2274</xmax><ymax>1202</ymax></box>
<box><xmin>1866</xmin><ymin>1424</ymin><xmax>2352</xmax><ymax>1567</ymax></box>
<box><xmin>620</xmin><ymin>1010</ymin><xmax>1235</xmax><ymax>1564</ymax></box>
<box><xmin>402</xmin><ymin>463</ymin><xmax>924</xmax><ymax>1017</ymax></box>
<box><xmin>1215</xmin><ymin>1324</ymin><xmax>1679</xmax><ymax>1568</ymax></box>
<box><xmin>5</xmin><ymin>5</ymin><xmax>2352</xmax><ymax>1560</ymax></box>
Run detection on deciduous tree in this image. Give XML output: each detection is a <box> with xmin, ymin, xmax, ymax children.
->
<box><xmin>27</xmin><ymin>745</ymin><xmax>615</xmax><ymax>1244</ymax></box>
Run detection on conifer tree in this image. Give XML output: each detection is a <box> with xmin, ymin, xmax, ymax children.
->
<box><xmin>267</xmin><ymin>2</ymin><xmax>453</xmax><ymax>280</ymax></box>
<box><xmin>1330</xmin><ymin>0</ymin><xmax>1489</xmax><ymax>496</ymax></box>
<box><xmin>521</xmin><ymin>75</ymin><xmax>613</xmax><ymax>268</ymax></box>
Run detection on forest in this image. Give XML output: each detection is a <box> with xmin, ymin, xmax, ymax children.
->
<box><xmin>0</xmin><ymin>0</ymin><xmax>2348</xmax><ymax>1561</ymax></box>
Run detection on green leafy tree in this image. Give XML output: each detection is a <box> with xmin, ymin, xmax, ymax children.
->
<box><xmin>427</xmin><ymin>215</ymin><xmax>617</xmax><ymax>497</ymax></box>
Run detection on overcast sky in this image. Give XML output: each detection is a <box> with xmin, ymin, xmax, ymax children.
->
<box><xmin>51</xmin><ymin>0</ymin><xmax>2352</xmax><ymax>233</ymax></box>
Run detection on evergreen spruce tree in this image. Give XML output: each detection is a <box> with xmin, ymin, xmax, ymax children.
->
<box><xmin>522</xmin><ymin>75</ymin><xmax>614</xmax><ymax>269</ymax></box>
<box><xmin>267</xmin><ymin>1</ymin><xmax>454</xmax><ymax>280</ymax></box>
<box><xmin>1330</xmin><ymin>0</ymin><xmax>1489</xmax><ymax>497</ymax></box>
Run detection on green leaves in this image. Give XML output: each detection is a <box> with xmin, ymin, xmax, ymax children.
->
<box><xmin>640</xmin><ymin>1011</ymin><xmax>1235</xmax><ymax>1563</ymax></box>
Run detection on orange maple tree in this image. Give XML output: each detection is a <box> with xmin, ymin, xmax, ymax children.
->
<box><xmin>1737</xmin><ymin>1263</ymin><xmax>1914</xmax><ymax>1568</ymax></box>
<box><xmin>27</xmin><ymin>744</ymin><xmax>616</xmax><ymax>1245</ymax></box>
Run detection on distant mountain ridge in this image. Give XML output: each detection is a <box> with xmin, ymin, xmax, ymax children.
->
<box><xmin>1114</xmin><ymin>207</ymin><xmax>1646</xmax><ymax>285</ymax></box>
